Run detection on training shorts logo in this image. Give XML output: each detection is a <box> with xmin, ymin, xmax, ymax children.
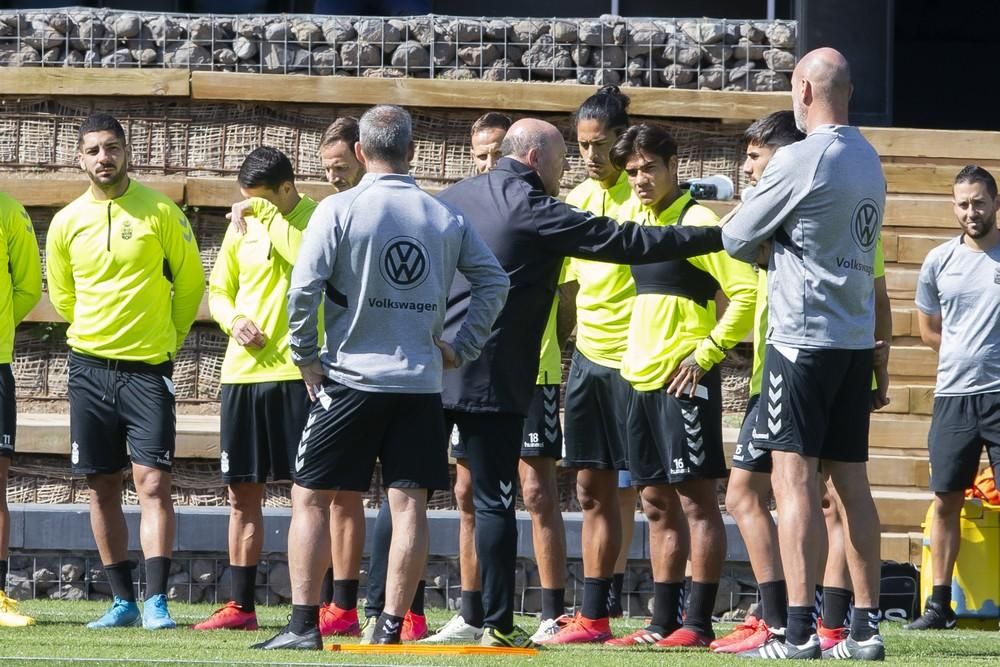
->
<box><xmin>380</xmin><ymin>236</ymin><xmax>429</xmax><ymax>290</ymax></box>
<box><xmin>851</xmin><ymin>198</ymin><xmax>880</xmax><ymax>251</ymax></box>
<box><xmin>71</xmin><ymin>441</ymin><xmax>80</xmax><ymax>465</ymax></box>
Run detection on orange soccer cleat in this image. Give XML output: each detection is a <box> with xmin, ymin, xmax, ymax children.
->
<box><xmin>192</xmin><ymin>601</ymin><xmax>258</xmax><ymax>631</ymax></box>
<box><xmin>319</xmin><ymin>603</ymin><xmax>360</xmax><ymax>637</ymax></box>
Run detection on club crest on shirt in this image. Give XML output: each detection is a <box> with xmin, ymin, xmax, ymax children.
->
<box><xmin>121</xmin><ymin>220</ymin><xmax>133</xmax><ymax>240</ymax></box>
<box><xmin>994</xmin><ymin>267</ymin><xmax>1000</xmax><ymax>285</ymax></box>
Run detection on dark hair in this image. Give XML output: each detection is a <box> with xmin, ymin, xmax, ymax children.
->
<box><xmin>238</xmin><ymin>146</ymin><xmax>295</xmax><ymax>190</ymax></box>
<box><xmin>78</xmin><ymin>113</ymin><xmax>126</xmax><ymax>145</ymax></box>
<box><xmin>954</xmin><ymin>164</ymin><xmax>998</xmax><ymax>200</ymax></box>
<box><xmin>574</xmin><ymin>85</ymin><xmax>631</xmax><ymax>134</ymax></box>
<box><xmin>744</xmin><ymin>110</ymin><xmax>805</xmax><ymax>148</ymax></box>
<box><xmin>319</xmin><ymin>117</ymin><xmax>360</xmax><ymax>152</ymax></box>
<box><xmin>609</xmin><ymin>123</ymin><xmax>677</xmax><ymax>171</ymax></box>
<box><xmin>471</xmin><ymin>112</ymin><xmax>512</xmax><ymax>137</ymax></box>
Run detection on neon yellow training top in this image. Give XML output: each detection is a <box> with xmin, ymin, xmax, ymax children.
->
<box><xmin>536</xmin><ymin>263</ymin><xmax>568</xmax><ymax>385</ymax></box>
<box><xmin>564</xmin><ymin>171</ymin><xmax>637</xmax><ymax>369</ymax></box>
<box><xmin>210</xmin><ymin>195</ymin><xmax>319</xmax><ymax>384</ymax></box>
<box><xmin>46</xmin><ymin>179</ymin><xmax>205</xmax><ymax>363</ymax></box>
<box><xmin>620</xmin><ymin>192</ymin><xmax>758</xmax><ymax>391</ymax></box>
<box><xmin>0</xmin><ymin>193</ymin><xmax>41</xmax><ymax>364</ymax></box>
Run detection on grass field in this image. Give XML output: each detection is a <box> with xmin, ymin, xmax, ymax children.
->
<box><xmin>0</xmin><ymin>600</ymin><xmax>998</xmax><ymax>665</ymax></box>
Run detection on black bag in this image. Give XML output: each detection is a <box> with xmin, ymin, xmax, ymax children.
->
<box><xmin>880</xmin><ymin>561</ymin><xmax>920</xmax><ymax>621</ymax></box>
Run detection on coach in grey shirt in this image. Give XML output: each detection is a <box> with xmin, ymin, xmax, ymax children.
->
<box><xmin>720</xmin><ymin>48</ymin><xmax>886</xmax><ymax>660</ymax></box>
<box><xmin>254</xmin><ymin>105</ymin><xmax>508</xmax><ymax>650</ymax></box>
<box><xmin>910</xmin><ymin>165</ymin><xmax>1000</xmax><ymax>632</ymax></box>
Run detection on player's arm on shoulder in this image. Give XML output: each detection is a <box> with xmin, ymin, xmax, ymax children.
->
<box><xmin>286</xmin><ymin>209</ymin><xmax>337</xmax><ymax>366</ymax></box>
<box><xmin>450</xmin><ymin>217</ymin><xmax>509</xmax><ymax>366</ymax></box>
<box><xmin>44</xmin><ymin>213</ymin><xmax>75</xmax><ymax>323</ymax></box>
<box><xmin>159</xmin><ymin>202</ymin><xmax>205</xmax><ymax>350</ymax></box>
<box><xmin>7</xmin><ymin>203</ymin><xmax>42</xmax><ymax>323</ymax></box>
<box><xmin>246</xmin><ymin>196</ymin><xmax>304</xmax><ymax>263</ymax></box>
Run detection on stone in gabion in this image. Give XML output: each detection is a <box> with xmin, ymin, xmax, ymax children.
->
<box><xmin>438</xmin><ymin>68</ymin><xmax>478</xmax><ymax>80</ymax></box>
<box><xmin>340</xmin><ymin>41</ymin><xmax>381</xmax><ymax>68</ymax></box>
<box><xmin>703</xmin><ymin>44</ymin><xmax>733</xmax><ymax>65</ymax></box>
<box><xmin>42</xmin><ymin>46</ymin><xmax>63</xmax><ymax>64</ymax></box>
<box><xmin>752</xmin><ymin>69</ymin><xmax>791</xmax><ymax>91</ymax></box>
<box><xmin>765</xmin><ymin>21</ymin><xmax>796</xmax><ymax>48</ymax></box>
<box><xmin>262</xmin><ymin>43</ymin><xmax>309</xmax><ymax>72</ymax></box>
<box><xmin>61</xmin><ymin>559</ymin><xmax>86</xmax><ymax>582</ymax></box>
<box><xmin>732</xmin><ymin>38</ymin><xmax>767</xmax><ymax>63</ymax></box>
<box><xmin>269</xmin><ymin>561</ymin><xmax>291</xmax><ymax>598</ymax></box>
<box><xmin>322</xmin><ymin>17</ymin><xmax>355</xmax><ymax>45</ymax></box>
<box><xmin>391</xmin><ymin>41</ymin><xmax>430</xmax><ymax>69</ymax></box>
<box><xmin>311</xmin><ymin>46</ymin><xmax>340</xmax><ymax>74</ymax></box>
<box><xmin>264</xmin><ymin>20</ymin><xmax>290</xmax><ymax>43</ymax></box>
<box><xmin>50</xmin><ymin>582</ymin><xmax>86</xmax><ymax>601</ymax></box>
<box><xmin>65</xmin><ymin>48</ymin><xmax>85</xmax><ymax>65</ymax></box>
<box><xmin>626</xmin><ymin>55</ymin><xmax>648</xmax><ymax>80</ymax></box>
<box><xmin>612</xmin><ymin>22</ymin><xmax>629</xmax><ymax>46</ymax></box>
<box><xmin>292</xmin><ymin>20</ymin><xmax>322</xmax><ymax>48</ymax></box>
<box><xmin>190</xmin><ymin>559</ymin><xmax>218</xmax><ymax>584</ymax></box>
<box><xmin>663</xmin><ymin>63</ymin><xmax>695</xmax><ymax>86</ymax></box>
<box><xmin>83</xmin><ymin>49</ymin><xmax>100</xmax><ymax>66</ymax></box>
<box><xmin>236</xmin><ymin>18</ymin><xmax>264</xmax><ymax>40</ymax></box>
<box><xmin>577</xmin><ymin>67</ymin><xmax>621</xmax><ymax>87</ymax></box>
<box><xmin>47</xmin><ymin>13</ymin><xmax>71</xmax><ymax>34</ymax></box>
<box><xmin>0</xmin><ymin>23</ymin><xmax>13</xmax><ymax>38</ymax></box>
<box><xmin>458</xmin><ymin>43</ymin><xmax>500</xmax><ymax>69</ymax></box>
<box><xmin>23</xmin><ymin>20</ymin><xmax>62</xmax><ymax>50</ymax></box>
<box><xmin>570</xmin><ymin>45</ymin><xmax>591</xmax><ymax>67</ymax></box>
<box><xmin>726</xmin><ymin>61</ymin><xmax>755</xmax><ymax>88</ymax></box>
<box><xmin>164</xmin><ymin>41</ymin><xmax>211</xmax><ymax>68</ymax></box>
<box><xmin>577</xmin><ymin>20</ymin><xmax>607</xmax><ymax>46</ymax></box>
<box><xmin>482</xmin><ymin>58</ymin><xmax>522</xmax><ymax>81</ymax></box>
<box><xmin>699</xmin><ymin>66</ymin><xmax>725</xmax><ymax>90</ymax></box>
<box><xmin>233</xmin><ymin>35</ymin><xmax>257</xmax><ymax>60</ymax></box>
<box><xmin>551</xmin><ymin>20</ymin><xmax>578</xmax><ymax>44</ymax></box>
<box><xmin>363</xmin><ymin>67</ymin><xmax>406</xmax><ymax>78</ymax></box>
<box><xmin>512</xmin><ymin>20</ymin><xmax>549</xmax><ymax>44</ymax></box>
<box><xmin>521</xmin><ymin>35</ymin><xmax>573</xmax><ymax>79</ymax></box>
<box><xmin>740</xmin><ymin>22</ymin><xmax>766</xmax><ymax>43</ymax></box>
<box><xmin>148</xmin><ymin>16</ymin><xmax>180</xmax><ymax>48</ymax></box>
<box><xmin>763</xmin><ymin>48</ymin><xmax>795</xmax><ymax>71</ymax></box>
<box><xmin>111</xmin><ymin>13</ymin><xmax>142</xmax><ymax>39</ymax></box>
<box><xmin>449</xmin><ymin>19</ymin><xmax>483</xmax><ymax>43</ymax></box>
<box><xmin>132</xmin><ymin>46</ymin><xmax>158</xmax><ymax>65</ymax></box>
<box><xmin>188</xmin><ymin>16</ymin><xmax>226</xmax><ymax>45</ymax></box>
<box><xmin>628</xmin><ymin>21</ymin><xmax>668</xmax><ymax>47</ymax></box>
<box><xmin>431</xmin><ymin>41</ymin><xmax>456</xmax><ymax>67</ymax></box>
<box><xmin>355</xmin><ymin>18</ymin><xmax>401</xmax><ymax>44</ymax></box>
<box><xmin>663</xmin><ymin>36</ymin><xmax>702</xmax><ymax>67</ymax></box>
<box><xmin>681</xmin><ymin>20</ymin><xmax>725</xmax><ymax>45</ymax></box>
<box><xmin>593</xmin><ymin>45</ymin><xmax>626</xmax><ymax>69</ymax></box>
<box><xmin>32</xmin><ymin>568</ymin><xmax>58</xmax><ymax>593</ymax></box>
<box><xmin>485</xmin><ymin>19</ymin><xmax>512</xmax><ymax>42</ymax></box>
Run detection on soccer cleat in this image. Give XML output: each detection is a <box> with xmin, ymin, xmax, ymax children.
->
<box><xmin>420</xmin><ymin>613</ymin><xmax>484</xmax><ymax>643</ymax></box>
<box><xmin>318</xmin><ymin>603</ymin><xmax>360</xmax><ymax>637</ymax></box>
<box><xmin>817</xmin><ymin>619</ymin><xmax>849</xmax><ymax>650</ymax></box>
<box><xmin>529</xmin><ymin>615</ymin><xmax>572</xmax><ymax>644</ymax></box>
<box><xmin>193</xmin><ymin>601</ymin><xmax>258</xmax><ymax>630</ymax></box>
<box><xmin>714</xmin><ymin>619</ymin><xmax>782</xmax><ymax>654</ymax></box>
<box><xmin>86</xmin><ymin>596</ymin><xmax>141</xmax><ymax>629</ymax></box>
<box><xmin>710</xmin><ymin>614</ymin><xmax>761</xmax><ymax>651</ymax></box>
<box><xmin>535</xmin><ymin>613</ymin><xmax>612</xmax><ymax>644</ymax></box>
<box><xmin>251</xmin><ymin>625</ymin><xmax>322</xmax><ymax>650</ymax></box>
<box><xmin>401</xmin><ymin>610</ymin><xmax>429</xmax><ymax>641</ymax></box>
<box><xmin>822</xmin><ymin>634</ymin><xmax>885</xmax><ymax>660</ymax></box>
<box><xmin>903</xmin><ymin>599</ymin><xmax>957</xmax><ymax>631</ymax></box>
<box><xmin>740</xmin><ymin>634</ymin><xmax>822</xmax><ymax>659</ymax></box>
<box><xmin>0</xmin><ymin>591</ymin><xmax>36</xmax><ymax>627</ymax></box>
<box><xmin>605</xmin><ymin>626</ymin><xmax>666</xmax><ymax>646</ymax></box>
<box><xmin>654</xmin><ymin>626</ymin><xmax>714</xmax><ymax>648</ymax></box>
<box><xmin>142</xmin><ymin>593</ymin><xmax>177</xmax><ymax>630</ymax></box>
<box><xmin>359</xmin><ymin>615</ymin><xmax>376</xmax><ymax>644</ymax></box>
<box><xmin>480</xmin><ymin>625</ymin><xmax>539</xmax><ymax>648</ymax></box>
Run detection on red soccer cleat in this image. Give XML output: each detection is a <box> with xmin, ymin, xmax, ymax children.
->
<box><xmin>401</xmin><ymin>610</ymin><xmax>429</xmax><ymax>641</ymax></box>
<box><xmin>605</xmin><ymin>627</ymin><xmax>666</xmax><ymax>646</ymax></box>
<box><xmin>817</xmin><ymin>618</ymin><xmax>849</xmax><ymax>651</ymax></box>
<box><xmin>536</xmin><ymin>613</ymin><xmax>613</xmax><ymax>644</ymax></box>
<box><xmin>654</xmin><ymin>626</ymin><xmax>714</xmax><ymax>648</ymax></box>
<box><xmin>319</xmin><ymin>603</ymin><xmax>360</xmax><ymax>637</ymax></box>
<box><xmin>713</xmin><ymin>618</ymin><xmax>780</xmax><ymax>654</ymax></box>
<box><xmin>709</xmin><ymin>614</ymin><xmax>760</xmax><ymax>651</ymax></box>
<box><xmin>192</xmin><ymin>601</ymin><xmax>258</xmax><ymax>630</ymax></box>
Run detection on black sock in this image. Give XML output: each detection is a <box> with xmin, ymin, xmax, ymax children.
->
<box><xmin>786</xmin><ymin>606</ymin><xmax>816</xmax><ymax>646</ymax></box>
<box><xmin>822</xmin><ymin>586</ymin><xmax>852</xmax><ymax>628</ymax></box>
<box><xmin>144</xmin><ymin>557</ymin><xmax>170</xmax><ymax>599</ymax></box>
<box><xmin>372</xmin><ymin>612</ymin><xmax>404</xmax><ymax>642</ymax></box>
<box><xmin>581</xmin><ymin>577</ymin><xmax>611</xmax><ymax>620</ymax></box>
<box><xmin>684</xmin><ymin>575</ymin><xmax>692</xmax><ymax>600</ymax></box>
<box><xmin>461</xmin><ymin>590</ymin><xmax>484</xmax><ymax>627</ymax></box>
<box><xmin>850</xmin><ymin>607</ymin><xmax>880</xmax><ymax>641</ymax></box>
<box><xmin>814</xmin><ymin>585</ymin><xmax>824</xmax><ymax>619</ymax></box>
<box><xmin>759</xmin><ymin>580</ymin><xmax>788</xmax><ymax>629</ymax></box>
<box><xmin>289</xmin><ymin>604</ymin><xmax>319</xmax><ymax>634</ymax></box>
<box><xmin>931</xmin><ymin>584</ymin><xmax>951</xmax><ymax>609</ymax></box>
<box><xmin>321</xmin><ymin>568</ymin><xmax>334</xmax><ymax>605</ymax></box>
<box><xmin>650</xmin><ymin>581</ymin><xmax>684</xmax><ymax>634</ymax></box>
<box><xmin>681</xmin><ymin>581</ymin><xmax>718</xmax><ymax>636</ymax></box>
<box><xmin>231</xmin><ymin>564</ymin><xmax>257</xmax><ymax>612</ymax></box>
<box><xmin>609</xmin><ymin>572</ymin><xmax>625</xmax><ymax>606</ymax></box>
<box><xmin>333</xmin><ymin>579</ymin><xmax>359</xmax><ymax>611</ymax></box>
<box><xmin>410</xmin><ymin>580</ymin><xmax>425</xmax><ymax>616</ymax></box>
<box><xmin>0</xmin><ymin>559</ymin><xmax>7</xmax><ymax>593</ymax></box>
<box><xmin>105</xmin><ymin>561</ymin><xmax>136</xmax><ymax>603</ymax></box>
<box><xmin>541</xmin><ymin>588</ymin><xmax>565</xmax><ymax>621</ymax></box>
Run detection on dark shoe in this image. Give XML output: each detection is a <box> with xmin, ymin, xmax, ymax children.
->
<box><xmin>904</xmin><ymin>599</ymin><xmax>957</xmax><ymax>631</ymax></box>
<box><xmin>370</xmin><ymin>633</ymin><xmax>401</xmax><ymax>644</ymax></box>
<box><xmin>821</xmin><ymin>635</ymin><xmax>885</xmax><ymax>660</ymax></box>
<box><xmin>251</xmin><ymin>625</ymin><xmax>322</xmax><ymax>650</ymax></box>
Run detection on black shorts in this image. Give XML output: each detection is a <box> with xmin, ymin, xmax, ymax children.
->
<box><xmin>732</xmin><ymin>394</ymin><xmax>772</xmax><ymax>473</ymax></box>
<box><xmin>563</xmin><ymin>350</ymin><xmax>631</xmax><ymax>470</ymax></box>
<box><xmin>220</xmin><ymin>381</ymin><xmax>309</xmax><ymax>484</ymax></box>
<box><xmin>292</xmin><ymin>379</ymin><xmax>449</xmax><ymax>492</ymax></box>
<box><xmin>0</xmin><ymin>364</ymin><xmax>15</xmax><ymax>459</ymax></box>
<box><xmin>68</xmin><ymin>351</ymin><xmax>176</xmax><ymax>475</ymax></box>
<box><xmin>928</xmin><ymin>392</ymin><xmax>1000</xmax><ymax>493</ymax></box>
<box><xmin>752</xmin><ymin>345</ymin><xmax>873</xmax><ymax>463</ymax></box>
<box><xmin>626</xmin><ymin>367</ymin><xmax>727</xmax><ymax>485</ymax></box>
<box><xmin>451</xmin><ymin>384</ymin><xmax>562</xmax><ymax>460</ymax></box>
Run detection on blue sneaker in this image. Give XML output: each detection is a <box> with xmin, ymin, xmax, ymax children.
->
<box><xmin>142</xmin><ymin>594</ymin><xmax>176</xmax><ymax>630</ymax></box>
<box><xmin>87</xmin><ymin>596</ymin><xmax>141</xmax><ymax>629</ymax></box>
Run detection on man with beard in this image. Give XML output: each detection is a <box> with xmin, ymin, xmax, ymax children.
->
<box><xmin>319</xmin><ymin>117</ymin><xmax>365</xmax><ymax>192</ymax></box>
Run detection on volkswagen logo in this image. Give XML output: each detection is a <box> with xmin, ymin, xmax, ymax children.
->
<box><xmin>851</xmin><ymin>199</ymin><xmax>881</xmax><ymax>251</ymax></box>
<box><xmin>380</xmin><ymin>236</ymin><xmax>429</xmax><ymax>289</ymax></box>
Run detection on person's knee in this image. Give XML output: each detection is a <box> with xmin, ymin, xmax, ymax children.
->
<box><xmin>934</xmin><ymin>491</ymin><xmax>966</xmax><ymax>518</ymax></box>
<box><xmin>228</xmin><ymin>483</ymin><xmax>264</xmax><ymax>514</ymax></box>
<box><xmin>88</xmin><ymin>473</ymin><xmax>124</xmax><ymax>502</ymax></box>
<box><xmin>454</xmin><ymin>473</ymin><xmax>475</xmax><ymax>514</ymax></box>
<box><xmin>725</xmin><ymin>484</ymin><xmax>767</xmax><ymax>522</ymax></box>
<box><xmin>577</xmin><ymin>470</ymin><xmax>614</xmax><ymax>512</ymax></box>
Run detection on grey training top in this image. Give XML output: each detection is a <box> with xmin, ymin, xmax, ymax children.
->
<box><xmin>722</xmin><ymin>125</ymin><xmax>885</xmax><ymax>350</ymax></box>
<box><xmin>287</xmin><ymin>172</ymin><xmax>509</xmax><ymax>393</ymax></box>
<box><xmin>915</xmin><ymin>236</ymin><xmax>1000</xmax><ymax>396</ymax></box>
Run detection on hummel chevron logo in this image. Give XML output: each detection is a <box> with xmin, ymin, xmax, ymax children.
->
<box><xmin>689</xmin><ymin>450</ymin><xmax>706</xmax><ymax>467</ymax></box>
<box><xmin>768</xmin><ymin>417</ymin><xmax>782</xmax><ymax>434</ymax></box>
<box><xmin>767</xmin><ymin>372</ymin><xmax>783</xmax><ymax>435</ymax></box>
<box><xmin>769</xmin><ymin>372</ymin><xmax>783</xmax><ymax>387</ymax></box>
<box><xmin>684</xmin><ymin>422</ymin><xmax>701</xmax><ymax>436</ymax></box>
<box><xmin>545</xmin><ymin>413</ymin><xmax>558</xmax><ymax>428</ymax></box>
<box><xmin>545</xmin><ymin>428</ymin><xmax>558</xmax><ymax>441</ymax></box>
<box><xmin>688</xmin><ymin>436</ymin><xmax>703</xmax><ymax>451</ymax></box>
<box><xmin>681</xmin><ymin>406</ymin><xmax>700</xmax><ymax>423</ymax></box>
<box><xmin>499</xmin><ymin>480</ymin><xmax>512</xmax><ymax>494</ymax></box>
<box><xmin>500</xmin><ymin>480</ymin><xmax>513</xmax><ymax>508</ymax></box>
<box><xmin>746</xmin><ymin>442</ymin><xmax>764</xmax><ymax>459</ymax></box>
<box><xmin>768</xmin><ymin>402</ymin><xmax>781</xmax><ymax>418</ymax></box>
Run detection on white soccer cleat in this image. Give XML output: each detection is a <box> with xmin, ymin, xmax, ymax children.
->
<box><xmin>419</xmin><ymin>613</ymin><xmax>484</xmax><ymax>643</ymax></box>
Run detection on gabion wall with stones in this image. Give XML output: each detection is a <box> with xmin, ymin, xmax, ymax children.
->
<box><xmin>0</xmin><ymin>10</ymin><xmax>796</xmax><ymax>91</ymax></box>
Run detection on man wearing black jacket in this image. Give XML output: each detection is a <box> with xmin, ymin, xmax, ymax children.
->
<box><xmin>368</xmin><ymin>118</ymin><xmax>723</xmax><ymax>648</ymax></box>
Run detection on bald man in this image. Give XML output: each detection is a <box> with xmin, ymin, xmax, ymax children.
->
<box><xmin>721</xmin><ymin>48</ymin><xmax>887</xmax><ymax>660</ymax></box>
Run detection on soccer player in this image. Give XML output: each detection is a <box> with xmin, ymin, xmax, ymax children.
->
<box><xmin>0</xmin><ymin>193</ymin><xmax>41</xmax><ymax>627</ymax></box>
<box><xmin>252</xmin><ymin>105</ymin><xmax>508</xmax><ymax>650</ymax></box>
<box><xmin>193</xmin><ymin>147</ymin><xmax>318</xmax><ymax>630</ymax></box>
<box><xmin>721</xmin><ymin>48</ymin><xmax>887</xmax><ymax>660</ymax></box>
<box><xmin>603</xmin><ymin>123</ymin><xmax>757</xmax><ymax>649</ymax></box>
<box><xmin>46</xmin><ymin>113</ymin><xmax>204</xmax><ymax>630</ymax></box>
<box><xmin>909</xmin><ymin>165</ymin><xmax>1000</xmax><ymax>631</ymax></box>
<box><xmin>318</xmin><ymin>117</ymin><xmax>365</xmax><ymax>191</ymax></box>
<box><xmin>424</xmin><ymin>110</ymin><xmax>570</xmax><ymax>644</ymax></box>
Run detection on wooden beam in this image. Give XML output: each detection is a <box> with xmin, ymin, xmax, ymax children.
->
<box><xmin>185</xmin><ymin>176</ymin><xmax>333</xmax><ymax>208</ymax></box>
<box><xmin>870</xmin><ymin>413</ymin><xmax>931</xmax><ymax>449</ymax></box>
<box><xmin>883</xmin><ymin>163</ymin><xmax>958</xmax><ymax>195</ymax></box>
<box><xmin>895</xmin><ymin>232</ymin><xmax>952</xmax><ymax>265</ymax></box>
<box><xmin>862</xmin><ymin>126</ymin><xmax>1000</xmax><ymax>162</ymax></box>
<box><xmin>29</xmin><ymin>293</ymin><xmax>215</xmax><ymax>324</ymax></box>
<box><xmin>888</xmin><ymin>345</ymin><xmax>938</xmax><ymax>378</ymax></box>
<box><xmin>0</xmin><ymin>175</ymin><xmax>184</xmax><ymax>207</ymax></box>
<box><xmin>0</xmin><ymin>68</ymin><xmax>189</xmax><ymax>97</ymax></box>
<box><xmin>884</xmin><ymin>265</ymin><xmax>920</xmax><ymax>300</ymax></box>
<box><xmin>190</xmin><ymin>72</ymin><xmax>790</xmax><ymax>121</ymax></box>
<box><xmin>884</xmin><ymin>195</ymin><xmax>954</xmax><ymax>229</ymax></box>
<box><xmin>908</xmin><ymin>384</ymin><xmax>936</xmax><ymax>416</ymax></box>
<box><xmin>16</xmin><ymin>413</ymin><xmax>220</xmax><ymax>458</ymax></box>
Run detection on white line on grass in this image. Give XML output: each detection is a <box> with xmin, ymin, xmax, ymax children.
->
<box><xmin>0</xmin><ymin>657</ymin><xmax>428</xmax><ymax>667</ymax></box>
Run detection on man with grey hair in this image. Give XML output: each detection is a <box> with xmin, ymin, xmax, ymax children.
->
<box><xmin>252</xmin><ymin>104</ymin><xmax>509</xmax><ymax>650</ymax></box>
